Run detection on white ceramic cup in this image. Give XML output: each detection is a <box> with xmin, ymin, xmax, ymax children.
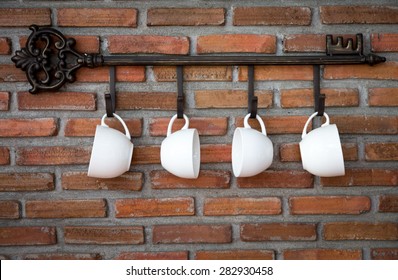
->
<box><xmin>299</xmin><ymin>112</ymin><xmax>345</xmax><ymax>177</ymax></box>
<box><xmin>88</xmin><ymin>113</ymin><xmax>134</xmax><ymax>178</ymax></box>
<box><xmin>232</xmin><ymin>113</ymin><xmax>273</xmax><ymax>177</ymax></box>
<box><xmin>161</xmin><ymin>114</ymin><xmax>200</xmax><ymax>179</ymax></box>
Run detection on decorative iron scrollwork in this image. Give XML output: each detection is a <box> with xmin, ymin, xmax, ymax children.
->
<box><xmin>11</xmin><ymin>25</ymin><xmax>103</xmax><ymax>93</ymax></box>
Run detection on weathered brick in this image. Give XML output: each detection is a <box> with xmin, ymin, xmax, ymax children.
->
<box><xmin>0</xmin><ymin>201</ymin><xmax>20</xmax><ymax>219</ymax></box>
<box><xmin>289</xmin><ymin>196</ymin><xmax>370</xmax><ymax>215</ymax></box>
<box><xmin>0</xmin><ymin>147</ymin><xmax>10</xmax><ymax>165</ymax></box>
<box><xmin>76</xmin><ymin>67</ymin><xmax>145</xmax><ymax>83</ymax></box>
<box><xmin>148</xmin><ymin>8</ymin><xmax>225</xmax><ymax>26</ymax></box>
<box><xmin>324</xmin><ymin>222</ymin><xmax>398</xmax><ymax>240</ymax></box>
<box><xmin>321</xmin><ymin>169</ymin><xmax>398</xmax><ymax>187</ymax></box>
<box><xmin>0</xmin><ymin>92</ymin><xmax>9</xmax><ymax>111</ymax></box>
<box><xmin>280</xmin><ymin>143</ymin><xmax>358</xmax><ymax>162</ymax></box>
<box><xmin>154</xmin><ymin>66</ymin><xmax>232</xmax><ymax>81</ymax></box>
<box><xmin>195</xmin><ymin>90</ymin><xmax>272</xmax><ymax>109</ymax></box>
<box><xmin>196</xmin><ymin>250</ymin><xmax>274</xmax><ymax>260</ymax></box>
<box><xmin>117</xmin><ymin>92</ymin><xmax>176</xmax><ymax>110</ymax></box>
<box><xmin>25</xmin><ymin>199</ymin><xmax>107</xmax><ymax>218</ymax></box>
<box><xmin>132</xmin><ymin>146</ymin><xmax>160</xmax><ymax>165</ymax></box>
<box><xmin>116</xmin><ymin>251</ymin><xmax>188</xmax><ymax>260</ymax></box>
<box><xmin>235</xmin><ymin>115</ymin><xmax>311</xmax><ymax>134</ymax></box>
<box><xmin>149</xmin><ymin>117</ymin><xmax>228</xmax><ymax>136</ymax></box>
<box><xmin>324</xmin><ymin>62</ymin><xmax>398</xmax><ymax>80</ymax></box>
<box><xmin>0</xmin><ymin>173</ymin><xmax>54</xmax><ymax>192</ymax></box>
<box><xmin>283</xmin><ymin>249</ymin><xmax>362</xmax><ymax>260</ymax></box>
<box><xmin>332</xmin><ymin>116</ymin><xmax>398</xmax><ymax>134</ymax></box>
<box><xmin>371</xmin><ymin>33</ymin><xmax>398</xmax><ymax>52</ymax></box>
<box><xmin>368</xmin><ymin>88</ymin><xmax>398</xmax><ymax>106</ymax></box>
<box><xmin>62</xmin><ymin>171</ymin><xmax>143</xmax><ymax>191</ymax></box>
<box><xmin>57</xmin><ymin>8</ymin><xmax>137</xmax><ymax>27</ymax></box>
<box><xmin>366</xmin><ymin>143</ymin><xmax>398</xmax><ymax>161</ymax></box>
<box><xmin>153</xmin><ymin>224</ymin><xmax>232</xmax><ymax>244</ymax></box>
<box><xmin>64</xmin><ymin>118</ymin><xmax>142</xmax><ymax>137</ymax></box>
<box><xmin>64</xmin><ymin>226</ymin><xmax>144</xmax><ymax>245</ymax></box>
<box><xmin>201</xmin><ymin>144</ymin><xmax>232</xmax><ymax>163</ymax></box>
<box><xmin>238</xmin><ymin>170</ymin><xmax>313</xmax><ymax>188</ymax></box>
<box><xmin>150</xmin><ymin>170</ymin><xmax>230</xmax><ymax>189</ymax></box>
<box><xmin>241</xmin><ymin>223</ymin><xmax>317</xmax><ymax>241</ymax></box>
<box><xmin>115</xmin><ymin>197</ymin><xmax>195</xmax><ymax>218</ymax></box>
<box><xmin>197</xmin><ymin>34</ymin><xmax>276</xmax><ymax>54</ymax></box>
<box><xmin>239</xmin><ymin>65</ymin><xmax>313</xmax><ymax>81</ymax></box>
<box><xmin>0</xmin><ymin>118</ymin><xmax>57</xmax><ymax>137</ymax></box>
<box><xmin>371</xmin><ymin>248</ymin><xmax>398</xmax><ymax>260</ymax></box>
<box><xmin>0</xmin><ymin>65</ymin><xmax>26</xmax><ymax>82</ymax></box>
<box><xmin>18</xmin><ymin>91</ymin><xmax>96</xmax><ymax>111</ymax></box>
<box><xmin>320</xmin><ymin>6</ymin><xmax>398</xmax><ymax>24</ymax></box>
<box><xmin>204</xmin><ymin>197</ymin><xmax>281</xmax><ymax>216</ymax></box>
<box><xmin>24</xmin><ymin>253</ymin><xmax>102</xmax><ymax>260</ymax></box>
<box><xmin>379</xmin><ymin>195</ymin><xmax>398</xmax><ymax>213</ymax></box>
<box><xmin>109</xmin><ymin>35</ymin><xmax>189</xmax><ymax>55</ymax></box>
<box><xmin>0</xmin><ymin>227</ymin><xmax>56</xmax><ymax>246</ymax></box>
<box><xmin>283</xmin><ymin>34</ymin><xmax>356</xmax><ymax>53</ymax></box>
<box><xmin>0</xmin><ymin>8</ymin><xmax>51</xmax><ymax>26</ymax></box>
<box><xmin>280</xmin><ymin>88</ymin><xmax>359</xmax><ymax>108</ymax></box>
<box><xmin>0</xmin><ymin>38</ymin><xmax>11</xmax><ymax>55</ymax></box>
<box><xmin>233</xmin><ymin>7</ymin><xmax>311</xmax><ymax>26</ymax></box>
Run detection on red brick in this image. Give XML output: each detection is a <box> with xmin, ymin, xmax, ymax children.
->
<box><xmin>371</xmin><ymin>248</ymin><xmax>398</xmax><ymax>260</ymax></box>
<box><xmin>0</xmin><ymin>38</ymin><xmax>10</xmax><ymax>55</ymax></box>
<box><xmin>0</xmin><ymin>118</ymin><xmax>57</xmax><ymax>137</ymax></box>
<box><xmin>0</xmin><ymin>8</ymin><xmax>51</xmax><ymax>26</ymax></box>
<box><xmin>0</xmin><ymin>173</ymin><xmax>54</xmax><ymax>192</ymax></box>
<box><xmin>132</xmin><ymin>146</ymin><xmax>160</xmax><ymax>165</ymax></box>
<box><xmin>379</xmin><ymin>195</ymin><xmax>398</xmax><ymax>213</ymax></box>
<box><xmin>150</xmin><ymin>170</ymin><xmax>230</xmax><ymax>189</ymax></box>
<box><xmin>109</xmin><ymin>35</ymin><xmax>189</xmax><ymax>55</ymax></box>
<box><xmin>0</xmin><ymin>227</ymin><xmax>56</xmax><ymax>246</ymax></box>
<box><xmin>283</xmin><ymin>249</ymin><xmax>362</xmax><ymax>260</ymax></box>
<box><xmin>115</xmin><ymin>197</ymin><xmax>195</xmax><ymax>218</ymax></box>
<box><xmin>26</xmin><ymin>199</ymin><xmax>107</xmax><ymax>218</ymax></box>
<box><xmin>197</xmin><ymin>34</ymin><xmax>276</xmax><ymax>54</ymax></box>
<box><xmin>320</xmin><ymin>6</ymin><xmax>398</xmax><ymax>24</ymax></box>
<box><xmin>0</xmin><ymin>147</ymin><xmax>10</xmax><ymax>165</ymax></box>
<box><xmin>280</xmin><ymin>143</ymin><xmax>358</xmax><ymax>162</ymax></box>
<box><xmin>18</xmin><ymin>91</ymin><xmax>96</xmax><ymax>111</ymax></box>
<box><xmin>366</xmin><ymin>143</ymin><xmax>398</xmax><ymax>161</ymax></box>
<box><xmin>0</xmin><ymin>92</ymin><xmax>9</xmax><ymax>111</ymax></box>
<box><xmin>24</xmin><ymin>253</ymin><xmax>102</xmax><ymax>260</ymax></box>
<box><xmin>201</xmin><ymin>144</ymin><xmax>231</xmax><ymax>163</ymax></box>
<box><xmin>204</xmin><ymin>197</ymin><xmax>281</xmax><ymax>216</ymax></box>
<box><xmin>241</xmin><ymin>223</ymin><xmax>317</xmax><ymax>241</ymax></box>
<box><xmin>324</xmin><ymin>222</ymin><xmax>398</xmax><ymax>240</ymax></box>
<box><xmin>64</xmin><ymin>118</ymin><xmax>142</xmax><ymax>137</ymax></box>
<box><xmin>283</xmin><ymin>34</ymin><xmax>356</xmax><ymax>53</ymax></box>
<box><xmin>16</xmin><ymin>146</ymin><xmax>91</xmax><ymax>166</ymax></box>
<box><xmin>196</xmin><ymin>250</ymin><xmax>274</xmax><ymax>260</ymax></box>
<box><xmin>62</xmin><ymin>171</ymin><xmax>143</xmax><ymax>191</ymax></box>
<box><xmin>148</xmin><ymin>8</ymin><xmax>225</xmax><ymax>26</ymax></box>
<box><xmin>117</xmin><ymin>92</ymin><xmax>176</xmax><ymax>110</ymax></box>
<box><xmin>371</xmin><ymin>33</ymin><xmax>398</xmax><ymax>52</ymax></box>
<box><xmin>154</xmin><ymin>66</ymin><xmax>232</xmax><ymax>81</ymax></box>
<box><xmin>239</xmin><ymin>65</ymin><xmax>313</xmax><ymax>81</ymax></box>
<box><xmin>153</xmin><ymin>224</ymin><xmax>232</xmax><ymax>244</ymax></box>
<box><xmin>0</xmin><ymin>64</ymin><xmax>26</xmax><ymax>82</ymax></box>
<box><xmin>57</xmin><ymin>8</ymin><xmax>137</xmax><ymax>27</ymax></box>
<box><xmin>64</xmin><ymin>226</ymin><xmax>143</xmax><ymax>245</ymax></box>
<box><xmin>149</xmin><ymin>117</ymin><xmax>228</xmax><ymax>136</ymax></box>
<box><xmin>76</xmin><ymin>66</ymin><xmax>145</xmax><ymax>82</ymax></box>
<box><xmin>235</xmin><ymin>115</ymin><xmax>311</xmax><ymax>135</ymax></box>
<box><xmin>324</xmin><ymin>62</ymin><xmax>398</xmax><ymax>80</ymax></box>
<box><xmin>233</xmin><ymin>7</ymin><xmax>311</xmax><ymax>26</ymax></box>
<box><xmin>195</xmin><ymin>90</ymin><xmax>272</xmax><ymax>108</ymax></box>
<box><xmin>368</xmin><ymin>88</ymin><xmax>398</xmax><ymax>106</ymax></box>
<box><xmin>238</xmin><ymin>170</ymin><xmax>314</xmax><ymax>188</ymax></box>
<box><xmin>280</xmin><ymin>88</ymin><xmax>359</xmax><ymax>108</ymax></box>
<box><xmin>0</xmin><ymin>201</ymin><xmax>20</xmax><ymax>219</ymax></box>
<box><xmin>321</xmin><ymin>169</ymin><xmax>398</xmax><ymax>187</ymax></box>
<box><xmin>116</xmin><ymin>251</ymin><xmax>188</xmax><ymax>260</ymax></box>
<box><xmin>332</xmin><ymin>115</ymin><xmax>398</xmax><ymax>134</ymax></box>
<box><xmin>289</xmin><ymin>196</ymin><xmax>370</xmax><ymax>215</ymax></box>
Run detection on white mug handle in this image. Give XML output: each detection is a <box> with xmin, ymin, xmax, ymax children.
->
<box><xmin>101</xmin><ymin>113</ymin><xmax>131</xmax><ymax>140</ymax></box>
<box><xmin>167</xmin><ymin>114</ymin><xmax>189</xmax><ymax>136</ymax></box>
<box><xmin>243</xmin><ymin>113</ymin><xmax>267</xmax><ymax>136</ymax></box>
<box><xmin>301</xmin><ymin>112</ymin><xmax>330</xmax><ymax>139</ymax></box>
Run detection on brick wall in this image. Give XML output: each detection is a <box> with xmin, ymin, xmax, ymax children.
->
<box><xmin>0</xmin><ymin>1</ymin><xmax>397</xmax><ymax>260</ymax></box>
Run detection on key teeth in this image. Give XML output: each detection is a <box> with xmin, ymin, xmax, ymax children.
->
<box><xmin>326</xmin><ymin>34</ymin><xmax>363</xmax><ymax>56</ymax></box>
